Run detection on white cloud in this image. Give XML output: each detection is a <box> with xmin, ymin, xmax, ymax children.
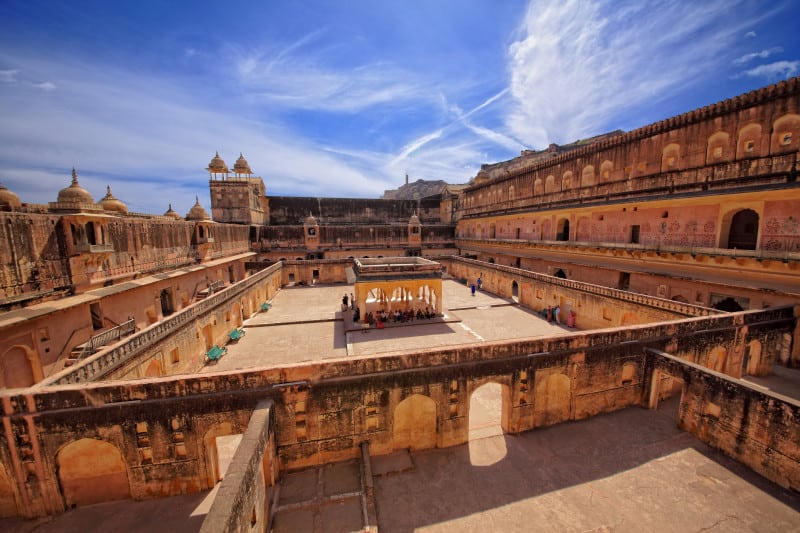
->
<box><xmin>32</xmin><ymin>81</ymin><xmax>56</xmax><ymax>91</ymax></box>
<box><xmin>505</xmin><ymin>0</ymin><xmax>767</xmax><ymax>148</ymax></box>
<box><xmin>744</xmin><ymin>31</ymin><xmax>757</xmax><ymax>38</ymax></box>
<box><xmin>733</xmin><ymin>47</ymin><xmax>783</xmax><ymax>65</ymax></box>
<box><xmin>0</xmin><ymin>69</ymin><xmax>19</xmax><ymax>83</ymax></box>
<box><xmin>738</xmin><ymin>60</ymin><xmax>800</xmax><ymax>80</ymax></box>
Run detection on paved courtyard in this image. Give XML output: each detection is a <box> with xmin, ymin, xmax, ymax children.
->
<box><xmin>6</xmin><ymin>398</ymin><xmax>798</xmax><ymax>532</ymax></box>
<box><xmin>202</xmin><ymin>279</ymin><xmax>571</xmax><ymax>373</ymax></box>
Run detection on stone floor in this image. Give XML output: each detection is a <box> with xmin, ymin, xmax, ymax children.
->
<box><xmin>202</xmin><ymin>279</ymin><xmax>572</xmax><ymax>372</ymax></box>
<box><xmin>7</xmin><ymin>397</ymin><xmax>798</xmax><ymax>532</ymax></box>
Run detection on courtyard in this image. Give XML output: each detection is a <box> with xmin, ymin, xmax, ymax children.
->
<box><xmin>201</xmin><ymin>278</ymin><xmax>572</xmax><ymax>372</ymax></box>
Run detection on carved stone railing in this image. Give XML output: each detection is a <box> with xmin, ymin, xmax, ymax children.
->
<box><xmin>455</xmin><ymin>238</ymin><xmax>800</xmax><ymax>263</ymax></box>
<box><xmin>75</xmin><ymin>318</ymin><xmax>136</xmax><ymax>360</ymax></box>
<box><xmin>449</xmin><ymin>256</ymin><xmax>719</xmax><ymax>317</ymax></box>
<box><xmin>42</xmin><ymin>262</ymin><xmax>282</xmax><ymax>386</ymax></box>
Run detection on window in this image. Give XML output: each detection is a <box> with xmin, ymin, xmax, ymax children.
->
<box><xmin>782</xmin><ymin>132</ymin><xmax>793</xmax><ymax>146</ymax></box>
<box><xmin>170</xmin><ymin>348</ymin><xmax>180</xmax><ymax>364</ymax></box>
<box><xmin>745</xmin><ymin>140</ymin><xmax>755</xmax><ymax>152</ymax></box>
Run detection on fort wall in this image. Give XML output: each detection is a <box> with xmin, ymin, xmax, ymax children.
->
<box><xmin>0</xmin><ymin>306</ymin><xmax>793</xmax><ymax>519</ymax></box>
<box><xmin>267</xmin><ymin>196</ymin><xmax>442</xmax><ymax>225</ymax></box>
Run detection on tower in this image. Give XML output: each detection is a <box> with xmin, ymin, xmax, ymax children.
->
<box><xmin>208</xmin><ymin>152</ymin><xmax>268</xmax><ymax>225</ymax></box>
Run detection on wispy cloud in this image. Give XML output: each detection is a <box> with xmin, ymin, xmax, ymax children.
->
<box><xmin>744</xmin><ymin>31</ymin><xmax>757</xmax><ymax>38</ymax></box>
<box><xmin>32</xmin><ymin>81</ymin><xmax>56</xmax><ymax>91</ymax></box>
<box><xmin>737</xmin><ymin>60</ymin><xmax>800</xmax><ymax>80</ymax></box>
<box><xmin>505</xmin><ymin>0</ymin><xmax>771</xmax><ymax>148</ymax></box>
<box><xmin>0</xmin><ymin>69</ymin><xmax>19</xmax><ymax>83</ymax></box>
<box><xmin>733</xmin><ymin>47</ymin><xmax>783</xmax><ymax>65</ymax></box>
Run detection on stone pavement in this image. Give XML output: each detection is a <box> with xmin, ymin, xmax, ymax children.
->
<box><xmin>203</xmin><ymin>280</ymin><xmax>572</xmax><ymax>372</ymax></box>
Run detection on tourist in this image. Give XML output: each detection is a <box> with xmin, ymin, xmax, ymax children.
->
<box><xmin>477</xmin><ymin>274</ymin><xmax>482</xmax><ymax>290</ymax></box>
<box><xmin>350</xmin><ymin>293</ymin><xmax>355</xmax><ymax>309</ymax></box>
<box><xmin>554</xmin><ymin>306</ymin><xmax>561</xmax><ymax>324</ymax></box>
<box><xmin>471</xmin><ymin>283</ymin><xmax>476</xmax><ymax>296</ymax></box>
<box><xmin>342</xmin><ymin>294</ymin><xmax>349</xmax><ymax>310</ymax></box>
<box><xmin>567</xmin><ymin>309</ymin><xmax>576</xmax><ymax>328</ymax></box>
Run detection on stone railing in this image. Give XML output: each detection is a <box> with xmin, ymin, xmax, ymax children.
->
<box><xmin>449</xmin><ymin>256</ymin><xmax>718</xmax><ymax>317</ymax></box>
<box><xmin>74</xmin><ymin>243</ymin><xmax>115</xmax><ymax>253</ymax></box>
<box><xmin>75</xmin><ymin>318</ymin><xmax>136</xmax><ymax>360</ymax></box>
<box><xmin>455</xmin><ymin>238</ymin><xmax>800</xmax><ymax>263</ymax></box>
<box><xmin>42</xmin><ymin>262</ymin><xmax>282</xmax><ymax>385</ymax></box>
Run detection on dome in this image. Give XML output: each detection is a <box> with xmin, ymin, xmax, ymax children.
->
<box><xmin>304</xmin><ymin>213</ymin><xmax>317</xmax><ymax>226</ymax></box>
<box><xmin>163</xmin><ymin>203</ymin><xmax>182</xmax><ymax>220</ymax></box>
<box><xmin>233</xmin><ymin>153</ymin><xmax>253</xmax><ymax>175</ymax></box>
<box><xmin>186</xmin><ymin>196</ymin><xmax>210</xmax><ymax>221</ymax></box>
<box><xmin>0</xmin><ymin>182</ymin><xmax>21</xmax><ymax>210</ymax></box>
<box><xmin>206</xmin><ymin>151</ymin><xmax>229</xmax><ymax>174</ymax></box>
<box><xmin>100</xmin><ymin>185</ymin><xmax>128</xmax><ymax>214</ymax></box>
<box><xmin>409</xmin><ymin>213</ymin><xmax>420</xmax><ymax>225</ymax></box>
<box><xmin>57</xmin><ymin>168</ymin><xmax>94</xmax><ymax>205</ymax></box>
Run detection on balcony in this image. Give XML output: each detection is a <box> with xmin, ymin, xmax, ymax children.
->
<box><xmin>75</xmin><ymin>243</ymin><xmax>114</xmax><ymax>253</ymax></box>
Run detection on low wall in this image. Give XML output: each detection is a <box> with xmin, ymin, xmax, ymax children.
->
<box><xmin>40</xmin><ymin>262</ymin><xmax>283</xmax><ymax>385</ymax></box>
<box><xmin>649</xmin><ymin>349</ymin><xmax>800</xmax><ymax>490</ymax></box>
<box><xmin>0</xmin><ymin>306</ymin><xmax>794</xmax><ymax>519</ymax></box>
<box><xmin>200</xmin><ymin>399</ymin><xmax>276</xmax><ymax>533</ymax></box>
<box><xmin>443</xmin><ymin>257</ymin><xmax>716</xmax><ymax>328</ymax></box>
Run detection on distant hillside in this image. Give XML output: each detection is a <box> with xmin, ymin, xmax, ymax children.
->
<box><xmin>383</xmin><ymin>179</ymin><xmax>450</xmax><ymax>200</ymax></box>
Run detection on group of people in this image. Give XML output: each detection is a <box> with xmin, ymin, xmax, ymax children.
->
<box><xmin>541</xmin><ymin>306</ymin><xmax>576</xmax><ymax>327</ymax></box>
<box><xmin>362</xmin><ymin>307</ymin><xmax>437</xmax><ymax>328</ymax></box>
<box><xmin>470</xmin><ymin>274</ymin><xmax>483</xmax><ymax>296</ymax></box>
<box><xmin>342</xmin><ymin>293</ymin><xmax>355</xmax><ymax>311</ymax></box>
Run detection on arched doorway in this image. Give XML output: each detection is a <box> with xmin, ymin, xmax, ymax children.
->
<box><xmin>712</xmin><ymin>297</ymin><xmax>744</xmax><ymax>312</ymax></box>
<box><xmin>160</xmin><ymin>288</ymin><xmax>174</xmax><ymax>316</ymax></box>
<box><xmin>726</xmin><ymin>209</ymin><xmax>759</xmax><ymax>250</ymax></box>
<box><xmin>468</xmin><ymin>382</ymin><xmax>507</xmax><ymax>466</ymax></box>
<box><xmin>393</xmin><ymin>394</ymin><xmax>436</xmax><ymax>451</ymax></box>
<box><xmin>57</xmin><ymin>438</ymin><xmax>130</xmax><ymax>508</ymax></box>
<box><xmin>553</xmin><ymin>269</ymin><xmax>567</xmax><ymax>279</ymax></box>
<box><xmin>556</xmin><ymin>218</ymin><xmax>570</xmax><ymax>241</ymax></box>
<box><xmin>511</xmin><ymin>281</ymin><xmax>519</xmax><ymax>303</ymax></box>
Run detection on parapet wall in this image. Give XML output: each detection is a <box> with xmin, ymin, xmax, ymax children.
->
<box><xmin>267</xmin><ymin>196</ymin><xmax>442</xmax><ymax>225</ymax></box>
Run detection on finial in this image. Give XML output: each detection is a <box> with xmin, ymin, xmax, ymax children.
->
<box><xmin>195</xmin><ymin>195</ymin><xmax>200</xmax><ymax>205</ymax></box>
<box><xmin>168</xmin><ymin>203</ymin><xmax>173</xmax><ymax>210</ymax></box>
<box><xmin>107</xmin><ymin>185</ymin><xmax>112</xmax><ymax>194</ymax></box>
<box><xmin>71</xmin><ymin>167</ymin><xmax>78</xmax><ymax>184</ymax></box>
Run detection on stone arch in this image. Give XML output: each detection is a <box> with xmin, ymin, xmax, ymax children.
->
<box><xmin>393</xmin><ymin>394</ymin><xmax>436</xmax><ymax>451</ymax></box>
<box><xmin>57</xmin><ymin>438</ymin><xmax>130</xmax><ymax>508</ymax></box>
<box><xmin>556</xmin><ymin>218</ymin><xmax>570</xmax><ymax>241</ymax></box>
<box><xmin>736</xmin><ymin>123</ymin><xmax>762</xmax><ymax>159</ymax></box>
<box><xmin>562</xmin><ymin>171</ymin><xmax>573</xmax><ymax>190</ymax></box>
<box><xmin>0</xmin><ymin>461</ymin><xmax>18</xmax><ymax>518</ymax></box>
<box><xmin>706</xmin><ymin>130</ymin><xmax>731</xmax><ymax>163</ymax></box>
<box><xmin>744</xmin><ymin>339</ymin><xmax>762</xmax><ymax>376</ymax></box>
<box><xmin>0</xmin><ymin>345</ymin><xmax>40</xmax><ymax>388</ymax></box>
<box><xmin>143</xmin><ymin>358</ymin><xmax>162</xmax><ymax>378</ymax></box>
<box><xmin>581</xmin><ymin>164</ymin><xmax>595</xmax><ymax>187</ymax></box>
<box><xmin>533</xmin><ymin>177</ymin><xmax>543</xmax><ymax>196</ymax></box>
<box><xmin>712</xmin><ymin>297</ymin><xmax>744</xmax><ymax>312</ymax></box>
<box><xmin>545</xmin><ymin>175</ymin><xmax>558</xmax><ymax>193</ymax></box>
<box><xmin>707</xmin><ymin>346</ymin><xmax>728</xmax><ymax>373</ymax></box>
<box><xmin>468</xmin><ymin>381</ymin><xmax>511</xmax><ymax>438</ymax></box>
<box><xmin>534</xmin><ymin>373</ymin><xmax>571</xmax><ymax>427</ymax></box>
<box><xmin>771</xmin><ymin>113</ymin><xmax>800</xmax><ymax>153</ymax></box>
<box><xmin>721</xmin><ymin>208</ymin><xmax>759</xmax><ymax>250</ymax></box>
<box><xmin>599</xmin><ymin>160</ymin><xmax>614</xmax><ymax>183</ymax></box>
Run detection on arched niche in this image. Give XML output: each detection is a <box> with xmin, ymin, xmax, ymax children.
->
<box><xmin>771</xmin><ymin>113</ymin><xmax>800</xmax><ymax>154</ymax></box>
<box><xmin>57</xmin><ymin>438</ymin><xmax>130</xmax><ymax>508</ymax></box>
<box><xmin>706</xmin><ymin>130</ymin><xmax>731</xmax><ymax>163</ymax></box>
<box><xmin>599</xmin><ymin>160</ymin><xmax>614</xmax><ymax>183</ymax></box>
<box><xmin>534</xmin><ymin>373</ymin><xmax>571</xmax><ymax>427</ymax></box>
<box><xmin>545</xmin><ymin>175</ymin><xmax>558</xmax><ymax>193</ymax></box>
<box><xmin>533</xmin><ymin>177</ymin><xmax>543</xmax><ymax>196</ymax></box>
<box><xmin>736</xmin><ymin>123</ymin><xmax>762</xmax><ymax>159</ymax></box>
<box><xmin>393</xmin><ymin>394</ymin><xmax>436</xmax><ymax>451</ymax></box>
<box><xmin>562</xmin><ymin>171</ymin><xmax>573</xmax><ymax>190</ymax></box>
<box><xmin>720</xmin><ymin>208</ymin><xmax>760</xmax><ymax>250</ymax></box>
<box><xmin>581</xmin><ymin>165</ymin><xmax>595</xmax><ymax>187</ymax></box>
<box><xmin>661</xmin><ymin>143</ymin><xmax>681</xmax><ymax>172</ymax></box>
<box><xmin>0</xmin><ymin>345</ymin><xmax>40</xmax><ymax>388</ymax></box>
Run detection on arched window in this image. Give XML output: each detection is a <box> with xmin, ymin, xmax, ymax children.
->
<box><xmin>726</xmin><ymin>209</ymin><xmax>759</xmax><ymax>250</ymax></box>
<box><xmin>556</xmin><ymin>218</ymin><xmax>570</xmax><ymax>241</ymax></box>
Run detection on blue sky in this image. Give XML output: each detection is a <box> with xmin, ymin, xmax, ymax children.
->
<box><xmin>1</xmin><ymin>0</ymin><xmax>799</xmax><ymax>216</ymax></box>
